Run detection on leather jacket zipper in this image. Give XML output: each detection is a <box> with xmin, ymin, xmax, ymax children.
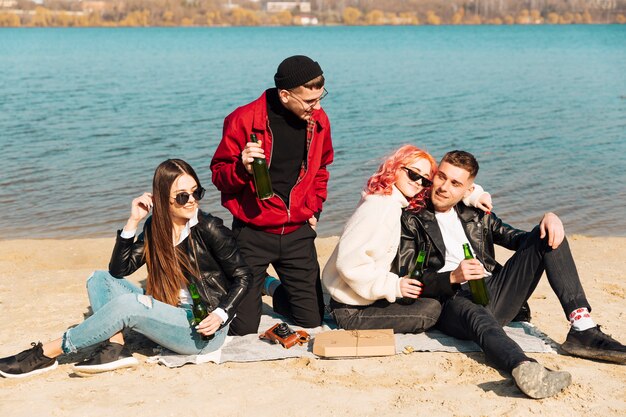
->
<box><xmin>190</xmin><ymin>234</ymin><xmax>227</xmax><ymax>302</ymax></box>
<box><xmin>205</xmin><ymin>273</ymin><xmax>227</xmax><ymax>296</ymax></box>
<box><xmin>423</xmin><ymin>237</ymin><xmax>432</xmax><ymax>268</ymax></box>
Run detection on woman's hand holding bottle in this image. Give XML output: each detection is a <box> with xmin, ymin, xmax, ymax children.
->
<box><xmin>399</xmin><ymin>277</ymin><xmax>423</xmax><ymax>299</ymax></box>
<box><xmin>195</xmin><ymin>312</ymin><xmax>224</xmax><ymax>337</ymax></box>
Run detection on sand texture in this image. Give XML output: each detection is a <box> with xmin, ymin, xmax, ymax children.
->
<box><xmin>0</xmin><ymin>235</ymin><xmax>625</xmax><ymax>416</ymax></box>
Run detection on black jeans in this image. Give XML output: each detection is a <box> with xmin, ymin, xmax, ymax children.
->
<box><xmin>436</xmin><ymin>226</ymin><xmax>590</xmax><ymax>372</ymax></box>
<box><xmin>330</xmin><ymin>298</ymin><xmax>441</xmax><ymax>334</ymax></box>
<box><xmin>229</xmin><ymin>221</ymin><xmax>324</xmax><ymax>336</ymax></box>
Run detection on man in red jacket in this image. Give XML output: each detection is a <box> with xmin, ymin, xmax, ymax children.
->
<box><xmin>211</xmin><ymin>56</ymin><xmax>334</xmax><ymax>335</ymax></box>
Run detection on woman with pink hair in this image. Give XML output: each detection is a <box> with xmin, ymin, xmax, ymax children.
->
<box><xmin>322</xmin><ymin>145</ymin><xmax>491</xmax><ymax>333</ymax></box>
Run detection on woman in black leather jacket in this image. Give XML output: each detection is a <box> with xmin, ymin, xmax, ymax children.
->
<box><xmin>0</xmin><ymin>159</ymin><xmax>252</xmax><ymax>379</ymax></box>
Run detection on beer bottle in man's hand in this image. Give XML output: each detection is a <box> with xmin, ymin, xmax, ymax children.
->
<box><xmin>462</xmin><ymin>243</ymin><xmax>490</xmax><ymax>306</ymax></box>
<box><xmin>250</xmin><ymin>133</ymin><xmax>274</xmax><ymax>200</ymax></box>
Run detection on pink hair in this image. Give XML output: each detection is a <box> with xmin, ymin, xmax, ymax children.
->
<box><xmin>365</xmin><ymin>144</ymin><xmax>437</xmax><ymax>210</ymax></box>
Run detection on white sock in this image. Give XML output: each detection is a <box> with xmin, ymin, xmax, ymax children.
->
<box><xmin>569</xmin><ymin>307</ymin><xmax>596</xmax><ymax>331</ymax></box>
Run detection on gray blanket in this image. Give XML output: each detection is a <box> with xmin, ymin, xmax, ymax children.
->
<box><xmin>147</xmin><ymin>311</ymin><xmax>556</xmax><ymax>368</ymax></box>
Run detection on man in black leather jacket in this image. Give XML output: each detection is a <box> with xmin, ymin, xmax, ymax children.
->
<box><xmin>398</xmin><ymin>150</ymin><xmax>626</xmax><ymax>399</ymax></box>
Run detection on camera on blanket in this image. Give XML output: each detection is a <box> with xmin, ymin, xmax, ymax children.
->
<box><xmin>259</xmin><ymin>322</ymin><xmax>310</xmax><ymax>349</ymax></box>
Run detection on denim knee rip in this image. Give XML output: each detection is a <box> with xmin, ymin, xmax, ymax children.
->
<box><xmin>137</xmin><ymin>294</ymin><xmax>153</xmax><ymax>309</ymax></box>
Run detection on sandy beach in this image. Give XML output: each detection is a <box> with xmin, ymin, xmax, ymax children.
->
<box><xmin>0</xmin><ymin>235</ymin><xmax>624</xmax><ymax>416</ymax></box>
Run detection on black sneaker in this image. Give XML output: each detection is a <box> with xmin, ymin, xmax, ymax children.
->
<box><xmin>512</xmin><ymin>301</ymin><xmax>532</xmax><ymax>323</ymax></box>
<box><xmin>561</xmin><ymin>325</ymin><xmax>626</xmax><ymax>364</ymax></box>
<box><xmin>512</xmin><ymin>361</ymin><xmax>571</xmax><ymax>399</ymax></box>
<box><xmin>0</xmin><ymin>342</ymin><xmax>58</xmax><ymax>379</ymax></box>
<box><xmin>73</xmin><ymin>342</ymin><xmax>138</xmax><ymax>375</ymax></box>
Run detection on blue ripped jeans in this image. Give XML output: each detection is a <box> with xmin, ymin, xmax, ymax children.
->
<box><xmin>62</xmin><ymin>271</ymin><xmax>228</xmax><ymax>355</ymax></box>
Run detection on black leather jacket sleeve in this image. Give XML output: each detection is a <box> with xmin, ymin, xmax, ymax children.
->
<box><xmin>485</xmin><ymin>211</ymin><xmax>527</xmax><ymax>252</ymax></box>
<box><xmin>109</xmin><ymin>228</ymin><xmax>147</xmax><ymax>277</ymax></box>
<box><xmin>193</xmin><ymin>214</ymin><xmax>251</xmax><ymax>322</ymax></box>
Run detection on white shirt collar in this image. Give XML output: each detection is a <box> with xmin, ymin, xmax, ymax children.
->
<box><xmin>175</xmin><ymin>209</ymin><xmax>199</xmax><ymax>246</ymax></box>
<box><xmin>434</xmin><ymin>207</ymin><xmax>456</xmax><ymax>217</ymax></box>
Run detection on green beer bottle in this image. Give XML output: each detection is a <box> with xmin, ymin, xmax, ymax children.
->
<box><xmin>189</xmin><ymin>283</ymin><xmax>213</xmax><ymax>341</ymax></box>
<box><xmin>397</xmin><ymin>250</ymin><xmax>427</xmax><ymax>305</ymax></box>
<box><xmin>462</xmin><ymin>243</ymin><xmax>490</xmax><ymax>306</ymax></box>
<box><xmin>250</xmin><ymin>133</ymin><xmax>274</xmax><ymax>200</ymax></box>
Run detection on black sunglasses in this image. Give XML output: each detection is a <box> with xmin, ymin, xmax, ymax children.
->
<box><xmin>402</xmin><ymin>167</ymin><xmax>433</xmax><ymax>188</ymax></box>
<box><xmin>173</xmin><ymin>187</ymin><xmax>205</xmax><ymax>205</ymax></box>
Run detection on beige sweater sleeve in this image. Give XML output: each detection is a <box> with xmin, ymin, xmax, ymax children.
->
<box><xmin>333</xmin><ymin>196</ymin><xmax>402</xmax><ymax>303</ymax></box>
<box><xmin>463</xmin><ymin>183</ymin><xmax>489</xmax><ymax>207</ymax></box>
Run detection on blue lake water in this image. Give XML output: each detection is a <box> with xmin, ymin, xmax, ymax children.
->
<box><xmin>0</xmin><ymin>25</ymin><xmax>625</xmax><ymax>239</ymax></box>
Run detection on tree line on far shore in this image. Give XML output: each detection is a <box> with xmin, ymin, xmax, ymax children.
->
<box><xmin>1</xmin><ymin>0</ymin><xmax>625</xmax><ymax>27</ymax></box>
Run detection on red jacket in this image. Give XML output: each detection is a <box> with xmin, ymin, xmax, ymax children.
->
<box><xmin>211</xmin><ymin>90</ymin><xmax>334</xmax><ymax>234</ymax></box>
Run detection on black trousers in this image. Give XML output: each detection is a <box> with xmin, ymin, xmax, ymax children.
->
<box><xmin>229</xmin><ymin>222</ymin><xmax>324</xmax><ymax>336</ymax></box>
<box><xmin>436</xmin><ymin>226</ymin><xmax>591</xmax><ymax>372</ymax></box>
<box><xmin>330</xmin><ymin>298</ymin><xmax>442</xmax><ymax>334</ymax></box>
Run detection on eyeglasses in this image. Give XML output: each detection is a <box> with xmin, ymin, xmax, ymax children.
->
<box><xmin>402</xmin><ymin>167</ymin><xmax>433</xmax><ymax>188</ymax></box>
<box><xmin>287</xmin><ymin>87</ymin><xmax>328</xmax><ymax>110</ymax></box>
<box><xmin>172</xmin><ymin>187</ymin><xmax>205</xmax><ymax>205</ymax></box>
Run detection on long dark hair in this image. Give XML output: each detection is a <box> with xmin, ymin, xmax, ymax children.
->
<box><xmin>144</xmin><ymin>159</ymin><xmax>202</xmax><ymax>306</ymax></box>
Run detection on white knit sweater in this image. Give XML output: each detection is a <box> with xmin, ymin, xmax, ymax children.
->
<box><xmin>322</xmin><ymin>184</ymin><xmax>486</xmax><ymax>306</ymax></box>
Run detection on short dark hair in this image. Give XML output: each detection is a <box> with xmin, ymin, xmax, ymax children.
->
<box><xmin>440</xmin><ymin>150</ymin><xmax>479</xmax><ymax>179</ymax></box>
<box><xmin>301</xmin><ymin>74</ymin><xmax>325</xmax><ymax>90</ymax></box>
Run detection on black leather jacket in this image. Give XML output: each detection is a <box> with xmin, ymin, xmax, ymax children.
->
<box><xmin>109</xmin><ymin>210</ymin><xmax>252</xmax><ymax>327</ymax></box>
<box><xmin>395</xmin><ymin>202</ymin><xmax>528</xmax><ymax>299</ymax></box>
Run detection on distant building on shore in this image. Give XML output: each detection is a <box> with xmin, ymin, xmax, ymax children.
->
<box><xmin>0</xmin><ymin>0</ymin><xmax>17</xmax><ymax>8</ymax></box>
<box><xmin>266</xmin><ymin>2</ymin><xmax>311</xmax><ymax>14</ymax></box>
<box><xmin>80</xmin><ymin>1</ymin><xmax>107</xmax><ymax>13</ymax></box>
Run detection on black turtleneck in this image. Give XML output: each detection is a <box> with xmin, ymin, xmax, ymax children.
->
<box><xmin>266</xmin><ymin>88</ymin><xmax>307</xmax><ymax>206</ymax></box>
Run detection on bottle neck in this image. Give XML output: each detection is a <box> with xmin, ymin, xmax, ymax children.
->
<box><xmin>463</xmin><ymin>244</ymin><xmax>473</xmax><ymax>259</ymax></box>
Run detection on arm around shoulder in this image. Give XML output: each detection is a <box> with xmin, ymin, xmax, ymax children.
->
<box><xmin>463</xmin><ymin>183</ymin><xmax>492</xmax><ymax>212</ymax></box>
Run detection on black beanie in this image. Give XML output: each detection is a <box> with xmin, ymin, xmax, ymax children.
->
<box><xmin>274</xmin><ymin>55</ymin><xmax>323</xmax><ymax>90</ymax></box>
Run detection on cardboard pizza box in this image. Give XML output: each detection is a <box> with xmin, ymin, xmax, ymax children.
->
<box><xmin>312</xmin><ymin>329</ymin><xmax>396</xmax><ymax>358</ymax></box>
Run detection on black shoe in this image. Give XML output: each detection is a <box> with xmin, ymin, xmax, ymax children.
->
<box><xmin>512</xmin><ymin>361</ymin><xmax>571</xmax><ymax>399</ymax></box>
<box><xmin>73</xmin><ymin>342</ymin><xmax>138</xmax><ymax>375</ymax></box>
<box><xmin>512</xmin><ymin>301</ymin><xmax>532</xmax><ymax>323</ymax></box>
<box><xmin>0</xmin><ymin>342</ymin><xmax>58</xmax><ymax>379</ymax></box>
<box><xmin>561</xmin><ymin>325</ymin><xmax>626</xmax><ymax>364</ymax></box>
